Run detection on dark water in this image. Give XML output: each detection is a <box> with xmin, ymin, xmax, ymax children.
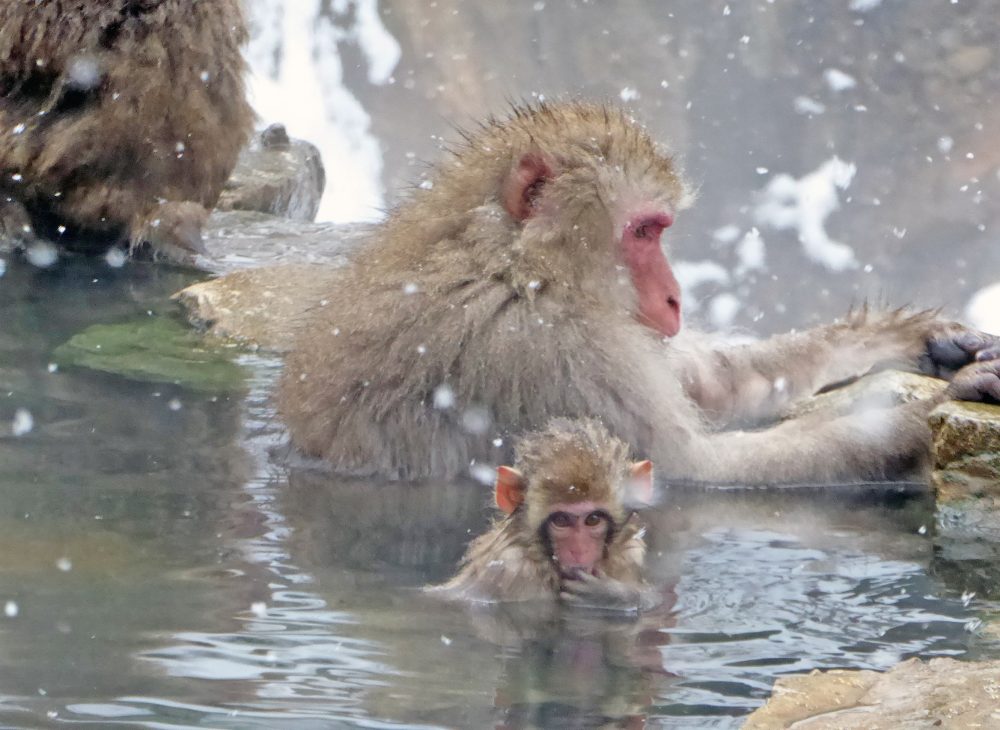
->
<box><xmin>1</xmin><ymin>256</ymin><xmax>998</xmax><ymax>729</ymax></box>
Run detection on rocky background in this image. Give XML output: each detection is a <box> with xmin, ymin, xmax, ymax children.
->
<box><xmin>243</xmin><ymin>0</ymin><xmax>1000</xmax><ymax>337</ymax></box>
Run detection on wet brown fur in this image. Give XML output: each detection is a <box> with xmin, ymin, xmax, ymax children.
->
<box><xmin>428</xmin><ymin>419</ymin><xmax>645</xmax><ymax>604</ymax></box>
<box><xmin>0</xmin><ymin>0</ymin><xmax>253</xmax><ymax>252</ymax></box>
<box><xmin>280</xmin><ymin>102</ymin><xmax>963</xmax><ymax>484</ymax></box>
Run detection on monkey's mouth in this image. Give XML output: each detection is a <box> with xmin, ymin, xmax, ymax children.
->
<box><xmin>558</xmin><ymin>565</ymin><xmax>598</xmax><ymax>579</ymax></box>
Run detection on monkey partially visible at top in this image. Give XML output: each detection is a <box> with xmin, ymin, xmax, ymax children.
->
<box><xmin>279</xmin><ymin>102</ymin><xmax>1000</xmax><ymax>484</ymax></box>
<box><xmin>0</xmin><ymin>0</ymin><xmax>254</xmax><ymax>259</ymax></box>
<box><xmin>429</xmin><ymin>419</ymin><xmax>660</xmax><ymax>613</ymax></box>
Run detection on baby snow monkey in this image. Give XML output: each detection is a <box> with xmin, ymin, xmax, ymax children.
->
<box><xmin>430</xmin><ymin>419</ymin><xmax>660</xmax><ymax>613</ymax></box>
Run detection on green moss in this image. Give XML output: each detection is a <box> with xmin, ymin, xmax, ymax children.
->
<box><xmin>53</xmin><ymin>316</ymin><xmax>246</xmax><ymax>393</ymax></box>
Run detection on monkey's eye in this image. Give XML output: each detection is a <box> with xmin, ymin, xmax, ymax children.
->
<box><xmin>549</xmin><ymin>512</ymin><xmax>574</xmax><ymax>528</ymax></box>
<box><xmin>633</xmin><ymin>224</ymin><xmax>648</xmax><ymax>239</ymax></box>
<box><xmin>584</xmin><ymin>511</ymin><xmax>607</xmax><ymax>527</ymax></box>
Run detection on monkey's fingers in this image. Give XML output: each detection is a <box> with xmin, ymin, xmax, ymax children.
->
<box><xmin>561</xmin><ymin>574</ymin><xmax>639</xmax><ymax>610</ymax></box>
<box><xmin>559</xmin><ymin>587</ymin><xmax>599</xmax><ymax>606</ymax></box>
<box><xmin>559</xmin><ymin>576</ymin><xmax>604</xmax><ymax>602</ymax></box>
<box><xmin>975</xmin><ymin>346</ymin><xmax>1000</xmax><ymax>362</ymax></box>
<box><xmin>946</xmin><ymin>360</ymin><xmax>1000</xmax><ymax>404</ymax></box>
<box><xmin>923</xmin><ymin>326</ymin><xmax>1000</xmax><ymax>377</ymax></box>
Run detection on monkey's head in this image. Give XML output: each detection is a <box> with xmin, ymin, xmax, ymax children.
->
<box><xmin>428</xmin><ymin>102</ymin><xmax>692</xmax><ymax>337</ymax></box>
<box><xmin>494</xmin><ymin>418</ymin><xmax>654</xmax><ymax>576</ymax></box>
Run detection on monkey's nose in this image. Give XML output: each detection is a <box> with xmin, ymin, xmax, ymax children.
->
<box><xmin>664</xmin><ymin>295</ymin><xmax>682</xmax><ymax>335</ymax></box>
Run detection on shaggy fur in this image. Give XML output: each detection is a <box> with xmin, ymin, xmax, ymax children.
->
<box><xmin>279</xmin><ymin>102</ymin><xmax>977</xmax><ymax>484</ymax></box>
<box><xmin>0</xmin><ymin>0</ymin><xmax>253</xmax><ymax>252</ymax></box>
<box><xmin>429</xmin><ymin>419</ymin><xmax>645</xmax><ymax>604</ymax></box>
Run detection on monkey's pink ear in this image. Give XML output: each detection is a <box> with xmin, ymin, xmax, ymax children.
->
<box><xmin>626</xmin><ymin>460</ymin><xmax>654</xmax><ymax>506</ymax></box>
<box><xmin>495</xmin><ymin>466</ymin><xmax>526</xmax><ymax>514</ymax></box>
<box><xmin>502</xmin><ymin>152</ymin><xmax>554</xmax><ymax>221</ymax></box>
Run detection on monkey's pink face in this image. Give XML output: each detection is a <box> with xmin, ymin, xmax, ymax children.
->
<box><xmin>621</xmin><ymin>210</ymin><xmax>682</xmax><ymax>337</ymax></box>
<box><xmin>544</xmin><ymin>500</ymin><xmax>613</xmax><ymax>575</ymax></box>
<box><xmin>502</xmin><ymin>149</ymin><xmax>684</xmax><ymax>336</ymax></box>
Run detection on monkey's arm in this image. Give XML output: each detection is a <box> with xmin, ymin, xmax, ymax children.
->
<box><xmin>671</xmin><ymin>355</ymin><xmax>1000</xmax><ymax>485</ymax></box>
<box><xmin>674</xmin><ymin>310</ymin><xmax>999</xmax><ymax>428</ymax></box>
<box><xmin>685</xmin><ymin>398</ymin><xmax>936</xmax><ymax>484</ymax></box>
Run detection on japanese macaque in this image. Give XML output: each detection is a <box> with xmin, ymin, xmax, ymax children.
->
<box><xmin>279</xmin><ymin>102</ymin><xmax>1000</xmax><ymax>484</ymax></box>
<box><xmin>0</xmin><ymin>0</ymin><xmax>254</xmax><ymax>259</ymax></box>
<box><xmin>429</xmin><ymin>419</ymin><xmax>660</xmax><ymax>612</ymax></box>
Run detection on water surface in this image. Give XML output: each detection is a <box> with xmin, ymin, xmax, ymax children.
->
<box><xmin>1</xmin><ymin>257</ymin><xmax>998</xmax><ymax>728</ymax></box>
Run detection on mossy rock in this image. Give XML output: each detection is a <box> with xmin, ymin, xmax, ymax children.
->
<box><xmin>53</xmin><ymin>316</ymin><xmax>247</xmax><ymax>393</ymax></box>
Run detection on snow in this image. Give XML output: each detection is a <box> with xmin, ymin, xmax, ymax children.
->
<box><xmin>432</xmin><ymin>384</ymin><xmax>455</xmax><ymax>410</ymax></box>
<box><xmin>966</xmin><ymin>282</ymin><xmax>1000</xmax><ymax>334</ymax></box>
<box><xmin>712</xmin><ymin>225</ymin><xmax>741</xmax><ymax>244</ymax></box>
<box><xmin>66</xmin><ymin>55</ymin><xmax>100</xmax><ymax>89</ymax></box>
<box><xmin>735</xmin><ymin>227</ymin><xmax>766</xmax><ymax>274</ymax></box>
<box><xmin>849</xmin><ymin>0</ymin><xmax>884</xmax><ymax>11</ymax></box>
<box><xmin>673</xmin><ymin>260</ymin><xmax>731</xmax><ymax>317</ymax></box>
<box><xmin>754</xmin><ymin>157</ymin><xmax>859</xmax><ymax>272</ymax></box>
<box><xmin>673</xmin><ymin>260</ymin><xmax>730</xmax><ymax>293</ymax></box>
<box><xmin>708</xmin><ymin>293</ymin><xmax>741</xmax><ymax>329</ymax></box>
<box><xmin>104</xmin><ymin>248</ymin><xmax>127</xmax><ymax>268</ymax></box>
<box><xmin>244</xmin><ymin>0</ymin><xmax>401</xmax><ymax>223</ymax></box>
<box><xmin>470</xmin><ymin>463</ymin><xmax>495</xmax><ymax>486</ymax></box>
<box><xmin>793</xmin><ymin>96</ymin><xmax>826</xmax><ymax>115</ymax></box>
<box><xmin>824</xmin><ymin>68</ymin><xmax>857</xmax><ymax>92</ymax></box>
<box><xmin>11</xmin><ymin>408</ymin><xmax>33</xmax><ymax>437</ymax></box>
<box><xmin>26</xmin><ymin>242</ymin><xmax>58</xmax><ymax>268</ymax></box>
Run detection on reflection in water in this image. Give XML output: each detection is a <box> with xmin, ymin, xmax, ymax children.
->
<box><xmin>1</xmin><ymin>256</ymin><xmax>1000</xmax><ymax>728</ymax></box>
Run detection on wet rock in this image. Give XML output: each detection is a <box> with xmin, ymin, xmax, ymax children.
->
<box><xmin>198</xmin><ymin>211</ymin><xmax>370</xmax><ymax>275</ymax></box>
<box><xmin>782</xmin><ymin>370</ymin><xmax>946</xmax><ymax>421</ymax></box>
<box><xmin>176</xmin><ymin>217</ymin><xmax>371</xmax><ymax>350</ymax></box>
<box><xmin>174</xmin><ymin>264</ymin><xmax>337</xmax><ymax>352</ymax></box>
<box><xmin>216</xmin><ymin>124</ymin><xmax>326</xmax><ymax>222</ymax></box>
<box><xmin>927</xmin><ymin>403</ymin><xmax>1000</xmax><ymax>600</ymax></box>
<box><xmin>743</xmin><ymin>657</ymin><xmax>1000</xmax><ymax>729</ymax></box>
<box><xmin>929</xmin><ymin>400</ymin><xmax>1000</xmax><ymax>502</ymax></box>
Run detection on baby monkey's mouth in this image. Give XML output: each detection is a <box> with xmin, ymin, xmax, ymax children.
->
<box><xmin>558</xmin><ymin>565</ymin><xmax>598</xmax><ymax>580</ymax></box>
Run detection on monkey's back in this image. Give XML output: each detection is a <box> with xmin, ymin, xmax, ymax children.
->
<box><xmin>0</xmin><ymin>0</ymin><xmax>253</xmax><ymax>249</ymax></box>
<box><xmin>279</xmin><ymin>238</ymin><xmax>704</xmax><ymax>481</ymax></box>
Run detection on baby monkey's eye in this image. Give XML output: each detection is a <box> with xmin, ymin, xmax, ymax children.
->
<box><xmin>549</xmin><ymin>512</ymin><xmax>574</xmax><ymax>528</ymax></box>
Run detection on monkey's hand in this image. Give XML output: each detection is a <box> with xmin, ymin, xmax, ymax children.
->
<box><xmin>559</xmin><ymin>570</ymin><xmax>657</xmax><ymax>613</ymax></box>
<box><xmin>919</xmin><ymin>323</ymin><xmax>1000</xmax><ymax>380</ymax></box>
<box><xmin>944</xmin><ymin>356</ymin><xmax>1000</xmax><ymax>404</ymax></box>
<box><xmin>130</xmin><ymin>201</ymin><xmax>210</xmax><ymax>262</ymax></box>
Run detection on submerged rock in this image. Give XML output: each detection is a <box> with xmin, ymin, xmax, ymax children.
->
<box><xmin>52</xmin><ymin>316</ymin><xmax>248</xmax><ymax>393</ymax></box>
<box><xmin>743</xmin><ymin>657</ymin><xmax>1000</xmax><ymax>729</ymax></box>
